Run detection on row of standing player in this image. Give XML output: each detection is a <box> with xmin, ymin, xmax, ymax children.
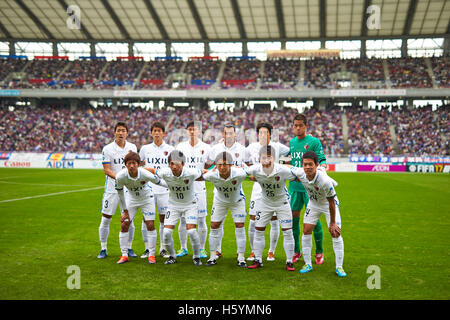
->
<box><xmin>97</xmin><ymin>115</ymin><xmax>346</xmax><ymax>276</ymax></box>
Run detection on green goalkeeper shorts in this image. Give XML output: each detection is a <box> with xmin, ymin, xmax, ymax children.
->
<box><xmin>288</xmin><ymin>190</ymin><xmax>309</xmax><ymax>212</ymax></box>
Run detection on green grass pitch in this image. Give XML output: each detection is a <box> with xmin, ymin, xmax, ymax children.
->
<box><xmin>0</xmin><ymin>168</ymin><xmax>449</xmax><ymax>300</ymax></box>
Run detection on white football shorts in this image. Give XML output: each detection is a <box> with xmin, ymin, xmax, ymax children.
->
<box><xmin>210</xmin><ymin>197</ymin><xmax>247</xmax><ymax>224</ymax></box>
<box><xmin>196</xmin><ymin>189</ymin><xmax>208</xmax><ymax>218</ymax></box>
<box><xmin>303</xmin><ymin>197</ymin><xmax>342</xmax><ymax>228</ymax></box>
<box><xmin>154</xmin><ymin>193</ymin><xmax>169</xmax><ymax>217</ymax></box>
<box><xmin>164</xmin><ymin>204</ymin><xmax>198</xmax><ymax>226</ymax></box>
<box><xmin>127</xmin><ymin>201</ymin><xmax>157</xmax><ymax>222</ymax></box>
<box><xmin>254</xmin><ymin>200</ymin><xmax>292</xmax><ymax>229</ymax></box>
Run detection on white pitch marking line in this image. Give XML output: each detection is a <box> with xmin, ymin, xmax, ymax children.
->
<box><xmin>0</xmin><ymin>181</ymin><xmax>97</xmax><ymax>187</ymax></box>
<box><xmin>0</xmin><ymin>186</ymin><xmax>104</xmax><ymax>203</ymax></box>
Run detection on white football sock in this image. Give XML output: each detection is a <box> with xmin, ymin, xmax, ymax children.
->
<box><xmin>248</xmin><ymin>219</ymin><xmax>256</xmax><ymax>251</ymax></box>
<box><xmin>119</xmin><ymin>232</ymin><xmax>129</xmax><ymax>257</ymax></box>
<box><xmin>159</xmin><ymin>220</ymin><xmax>165</xmax><ymax>252</ymax></box>
<box><xmin>235</xmin><ymin>227</ymin><xmax>246</xmax><ymax>260</ymax></box>
<box><xmin>99</xmin><ymin>216</ymin><xmax>111</xmax><ymax>250</ymax></box>
<box><xmin>128</xmin><ymin>221</ymin><xmax>135</xmax><ymax>250</ymax></box>
<box><xmin>147</xmin><ymin>229</ymin><xmax>157</xmax><ymax>256</ymax></box>
<box><xmin>269</xmin><ymin>219</ymin><xmax>280</xmax><ymax>254</ymax></box>
<box><xmin>187</xmin><ymin>228</ymin><xmax>200</xmax><ymax>259</ymax></box>
<box><xmin>332</xmin><ymin>236</ymin><xmax>344</xmax><ymax>268</ymax></box>
<box><xmin>254</xmin><ymin>230</ymin><xmax>265</xmax><ymax>263</ymax></box>
<box><xmin>141</xmin><ymin>220</ymin><xmax>149</xmax><ymax>250</ymax></box>
<box><xmin>217</xmin><ymin>223</ymin><xmax>224</xmax><ymax>252</ymax></box>
<box><xmin>283</xmin><ymin>229</ymin><xmax>294</xmax><ymax>263</ymax></box>
<box><xmin>302</xmin><ymin>234</ymin><xmax>313</xmax><ymax>266</ymax></box>
<box><xmin>197</xmin><ymin>216</ymin><xmax>208</xmax><ymax>250</ymax></box>
<box><xmin>178</xmin><ymin>217</ymin><xmax>187</xmax><ymax>250</ymax></box>
<box><xmin>163</xmin><ymin>228</ymin><xmax>175</xmax><ymax>258</ymax></box>
<box><xmin>209</xmin><ymin>228</ymin><xmax>220</xmax><ymax>260</ymax></box>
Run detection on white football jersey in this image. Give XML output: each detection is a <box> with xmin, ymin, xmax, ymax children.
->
<box><xmin>203</xmin><ymin>167</ymin><xmax>247</xmax><ymax>204</ymax></box>
<box><xmin>156</xmin><ymin>167</ymin><xmax>202</xmax><ymax>207</ymax></box>
<box><xmin>208</xmin><ymin>142</ymin><xmax>246</xmax><ymax>167</ymax></box>
<box><xmin>244</xmin><ymin>141</ymin><xmax>290</xmax><ymax>199</ymax></box>
<box><xmin>290</xmin><ymin>167</ymin><xmax>338</xmax><ymax>210</ymax></box>
<box><xmin>176</xmin><ymin>140</ymin><xmax>212</xmax><ymax>193</ymax></box>
<box><xmin>245</xmin><ymin>163</ymin><xmax>295</xmax><ymax>205</ymax></box>
<box><xmin>139</xmin><ymin>141</ymin><xmax>174</xmax><ymax>194</ymax></box>
<box><xmin>115</xmin><ymin>167</ymin><xmax>163</xmax><ymax>207</ymax></box>
<box><xmin>102</xmin><ymin>140</ymin><xmax>137</xmax><ymax>193</ymax></box>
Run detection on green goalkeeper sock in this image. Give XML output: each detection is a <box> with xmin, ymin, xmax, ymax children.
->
<box><xmin>292</xmin><ymin>216</ymin><xmax>301</xmax><ymax>254</ymax></box>
<box><xmin>313</xmin><ymin>220</ymin><xmax>324</xmax><ymax>254</ymax></box>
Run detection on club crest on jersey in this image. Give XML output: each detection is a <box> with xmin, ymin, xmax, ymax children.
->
<box><xmin>315</xmin><ymin>186</ymin><xmax>319</xmax><ymax>191</ymax></box>
<box><xmin>164</xmin><ymin>151</ymin><xmax>168</xmax><ymax>156</ymax></box>
<box><xmin>201</xmin><ymin>150</ymin><xmax>205</xmax><ymax>155</ymax></box>
<box><xmin>305</xmin><ymin>144</ymin><xmax>309</xmax><ymax>150</ymax></box>
<box><xmin>275</xmin><ymin>176</ymin><xmax>280</xmax><ymax>181</ymax></box>
<box><xmin>235</xmin><ymin>153</ymin><xmax>239</xmax><ymax>158</ymax></box>
<box><xmin>232</xmin><ymin>180</ymin><xmax>237</xmax><ymax>185</ymax></box>
<box><xmin>141</xmin><ymin>181</ymin><xmax>146</xmax><ymax>185</ymax></box>
<box><xmin>184</xmin><ymin>179</ymin><xmax>190</xmax><ymax>184</ymax></box>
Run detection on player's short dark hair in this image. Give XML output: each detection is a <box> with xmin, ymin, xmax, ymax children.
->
<box><xmin>256</xmin><ymin>122</ymin><xmax>273</xmax><ymax>135</ymax></box>
<box><xmin>168</xmin><ymin>150</ymin><xmax>185</xmax><ymax>164</ymax></box>
<box><xmin>294</xmin><ymin>114</ymin><xmax>307</xmax><ymax>125</ymax></box>
<box><xmin>302</xmin><ymin>151</ymin><xmax>318</xmax><ymax>164</ymax></box>
<box><xmin>215</xmin><ymin>151</ymin><xmax>233</xmax><ymax>165</ymax></box>
<box><xmin>223</xmin><ymin>123</ymin><xmax>235</xmax><ymax>132</ymax></box>
<box><xmin>186</xmin><ymin>121</ymin><xmax>201</xmax><ymax>129</ymax></box>
<box><xmin>114</xmin><ymin>122</ymin><xmax>128</xmax><ymax>132</ymax></box>
<box><xmin>151</xmin><ymin>121</ymin><xmax>165</xmax><ymax>133</ymax></box>
<box><xmin>259</xmin><ymin>145</ymin><xmax>275</xmax><ymax>158</ymax></box>
<box><xmin>124</xmin><ymin>151</ymin><xmax>140</xmax><ymax>165</ymax></box>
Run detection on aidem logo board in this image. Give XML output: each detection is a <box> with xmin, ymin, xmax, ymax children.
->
<box><xmin>46</xmin><ymin>160</ymin><xmax>74</xmax><ymax>169</ymax></box>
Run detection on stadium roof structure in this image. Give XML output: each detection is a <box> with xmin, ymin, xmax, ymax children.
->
<box><xmin>0</xmin><ymin>0</ymin><xmax>448</xmax><ymax>43</ymax></box>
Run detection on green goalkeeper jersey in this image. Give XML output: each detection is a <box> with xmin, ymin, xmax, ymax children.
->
<box><xmin>289</xmin><ymin>135</ymin><xmax>327</xmax><ymax>192</ymax></box>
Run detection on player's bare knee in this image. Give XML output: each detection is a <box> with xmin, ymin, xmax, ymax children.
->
<box><xmin>292</xmin><ymin>210</ymin><xmax>300</xmax><ymax>218</ymax></box>
<box><xmin>211</xmin><ymin>222</ymin><xmax>221</xmax><ymax>229</ymax></box>
<box><xmin>159</xmin><ymin>214</ymin><xmax>165</xmax><ymax>223</ymax></box>
<box><xmin>121</xmin><ymin>221</ymin><xmax>130</xmax><ymax>232</ymax></box>
<box><xmin>255</xmin><ymin>226</ymin><xmax>266</xmax><ymax>231</ymax></box>
<box><xmin>250</xmin><ymin>215</ymin><xmax>255</xmax><ymax>221</ymax></box>
<box><xmin>145</xmin><ymin>221</ymin><xmax>155</xmax><ymax>231</ymax></box>
<box><xmin>235</xmin><ymin>223</ymin><xmax>244</xmax><ymax>229</ymax></box>
<box><xmin>102</xmin><ymin>214</ymin><xmax>112</xmax><ymax>219</ymax></box>
<box><xmin>186</xmin><ymin>224</ymin><xmax>196</xmax><ymax>230</ymax></box>
<box><xmin>271</xmin><ymin>215</ymin><xmax>278</xmax><ymax>221</ymax></box>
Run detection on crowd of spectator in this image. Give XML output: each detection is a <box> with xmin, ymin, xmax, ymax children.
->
<box><xmin>304</xmin><ymin>58</ymin><xmax>342</xmax><ymax>89</ymax></box>
<box><xmin>95</xmin><ymin>60</ymin><xmax>144</xmax><ymax>89</ymax></box>
<box><xmin>1</xmin><ymin>56</ymin><xmax>449</xmax><ymax>90</ymax></box>
<box><xmin>261</xmin><ymin>58</ymin><xmax>300</xmax><ymax>89</ymax></box>
<box><xmin>391</xmin><ymin>105</ymin><xmax>448</xmax><ymax>156</ymax></box>
<box><xmin>430</xmin><ymin>57</ymin><xmax>450</xmax><ymax>88</ymax></box>
<box><xmin>221</xmin><ymin>58</ymin><xmax>261</xmax><ymax>89</ymax></box>
<box><xmin>346</xmin><ymin>107</ymin><xmax>394</xmax><ymax>156</ymax></box>
<box><xmin>344</xmin><ymin>58</ymin><xmax>387</xmax><ymax>88</ymax></box>
<box><xmin>0</xmin><ymin>57</ymin><xmax>28</xmax><ymax>87</ymax></box>
<box><xmin>388</xmin><ymin>57</ymin><xmax>433</xmax><ymax>88</ymax></box>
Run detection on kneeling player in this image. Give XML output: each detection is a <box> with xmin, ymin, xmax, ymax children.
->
<box><xmin>245</xmin><ymin>146</ymin><xmax>296</xmax><ymax>271</ymax></box>
<box><xmin>290</xmin><ymin>151</ymin><xmax>346</xmax><ymax>277</ymax></box>
<box><xmin>146</xmin><ymin>150</ymin><xmax>205</xmax><ymax>266</ymax></box>
<box><xmin>115</xmin><ymin>152</ymin><xmax>168</xmax><ymax>265</ymax></box>
<box><xmin>203</xmin><ymin>152</ymin><xmax>248</xmax><ymax>267</ymax></box>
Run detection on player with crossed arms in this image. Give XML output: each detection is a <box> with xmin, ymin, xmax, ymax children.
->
<box><xmin>115</xmin><ymin>152</ymin><xmax>168</xmax><ymax>264</ymax></box>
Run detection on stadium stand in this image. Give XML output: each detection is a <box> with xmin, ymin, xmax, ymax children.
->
<box><xmin>0</xmin><ymin>56</ymin><xmax>448</xmax><ymax>90</ymax></box>
<box><xmin>1</xmin><ymin>103</ymin><xmax>447</xmax><ymax>157</ymax></box>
